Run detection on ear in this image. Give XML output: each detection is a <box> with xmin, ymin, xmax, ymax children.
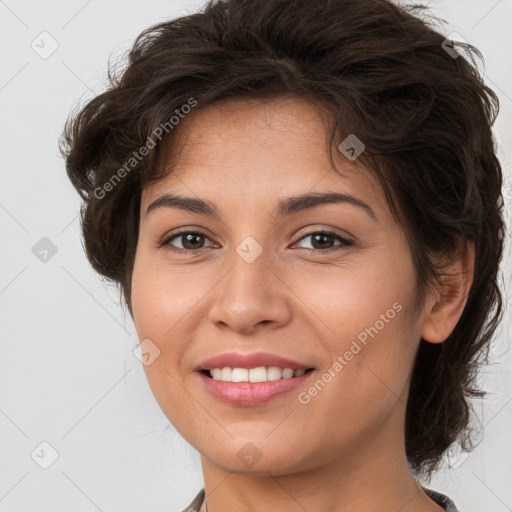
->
<box><xmin>421</xmin><ymin>240</ymin><xmax>475</xmax><ymax>344</ymax></box>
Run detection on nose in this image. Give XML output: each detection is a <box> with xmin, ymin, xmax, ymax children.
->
<box><xmin>207</xmin><ymin>244</ymin><xmax>292</xmax><ymax>335</ymax></box>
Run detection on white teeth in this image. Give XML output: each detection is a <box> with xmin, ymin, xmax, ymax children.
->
<box><xmin>231</xmin><ymin>368</ymin><xmax>249</xmax><ymax>382</ymax></box>
<box><xmin>208</xmin><ymin>366</ymin><xmax>309</xmax><ymax>382</ymax></box>
<box><xmin>267</xmin><ymin>366</ymin><xmax>282</xmax><ymax>381</ymax></box>
<box><xmin>282</xmin><ymin>368</ymin><xmax>294</xmax><ymax>379</ymax></box>
<box><xmin>249</xmin><ymin>367</ymin><xmax>267</xmax><ymax>382</ymax></box>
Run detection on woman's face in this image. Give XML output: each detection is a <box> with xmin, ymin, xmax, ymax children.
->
<box><xmin>131</xmin><ymin>97</ymin><xmax>430</xmax><ymax>476</ymax></box>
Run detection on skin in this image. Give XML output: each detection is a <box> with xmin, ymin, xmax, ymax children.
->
<box><xmin>130</xmin><ymin>96</ymin><xmax>474</xmax><ymax>512</ymax></box>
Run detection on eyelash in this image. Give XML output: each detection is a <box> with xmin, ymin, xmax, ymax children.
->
<box><xmin>159</xmin><ymin>229</ymin><xmax>353</xmax><ymax>254</ymax></box>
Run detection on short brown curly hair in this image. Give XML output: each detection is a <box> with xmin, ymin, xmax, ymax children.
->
<box><xmin>60</xmin><ymin>0</ymin><xmax>505</xmax><ymax>476</ymax></box>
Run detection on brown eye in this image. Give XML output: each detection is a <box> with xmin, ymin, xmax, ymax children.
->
<box><xmin>162</xmin><ymin>231</ymin><xmax>215</xmax><ymax>252</ymax></box>
<box><xmin>293</xmin><ymin>230</ymin><xmax>352</xmax><ymax>252</ymax></box>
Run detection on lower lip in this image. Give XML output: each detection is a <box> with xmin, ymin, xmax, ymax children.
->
<box><xmin>197</xmin><ymin>370</ymin><xmax>315</xmax><ymax>406</ymax></box>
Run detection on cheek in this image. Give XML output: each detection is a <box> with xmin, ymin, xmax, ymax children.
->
<box><xmin>295</xmin><ymin>312</ymin><xmax>420</xmax><ymax>454</ymax></box>
<box><xmin>131</xmin><ymin>247</ymin><xmax>198</xmax><ymax>339</ymax></box>
<box><xmin>130</xmin><ymin>246</ymin><xmax>212</xmax><ymax>397</ymax></box>
<box><xmin>283</xmin><ymin>245</ymin><xmax>416</xmax><ymax>344</ymax></box>
<box><xmin>291</xmin><ymin>247</ymin><xmax>420</xmax><ymax>417</ymax></box>
<box><xmin>130</xmin><ymin>249</ymin><xmax>201</xmax><ymax>432</ymax></box>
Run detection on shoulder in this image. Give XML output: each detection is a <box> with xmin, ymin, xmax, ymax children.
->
<box><xmin>421</xmin><ymin>485</ymin><xmax>460</xmax><ymax>512</ymax></box>
<box><xmin>179</xmin><ymin>488</ymin><xmax>205</xmax><ymax>512</ymax></box>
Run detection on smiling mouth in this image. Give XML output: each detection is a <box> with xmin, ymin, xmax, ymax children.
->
<box><xmin>199</xmin><ymin>367</ymin><xmax>316</xmax><ymax>382</ymax></box>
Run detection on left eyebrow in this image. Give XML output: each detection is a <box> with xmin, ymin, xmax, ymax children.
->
<box><xmin>276</xmin><ymin>192</ymin><xmax>377</xmax><ymax>221</ymax></box>
<box><xmin>146</xmin><ymin>191</ymin><xmax>377</xmax><ymax>222</ymax></box>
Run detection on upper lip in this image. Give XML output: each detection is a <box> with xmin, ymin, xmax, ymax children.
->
<box><xmin>196</xmin><ymin>351</ymin><xmax>315</xmax><ymax>371</ymax></box>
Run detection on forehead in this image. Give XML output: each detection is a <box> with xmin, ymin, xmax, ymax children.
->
<box><xmin>140</xmin><ymin>96</ymin><xmax>385</xmax><ymax>216</ymax></box>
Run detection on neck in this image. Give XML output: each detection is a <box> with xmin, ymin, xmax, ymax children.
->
<box><xmin>198</xmin><ymin>421</ymin><xmax>444</xmax><ymax>512</ymax></box>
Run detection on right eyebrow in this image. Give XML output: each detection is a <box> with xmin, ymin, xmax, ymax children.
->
<box><xmin>146</xmin><ymin>193</ymin><xmax>220</xmax><ymax>218</ymax></box>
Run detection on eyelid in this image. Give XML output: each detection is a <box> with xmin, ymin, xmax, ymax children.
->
<box><xmin>290</xmin><ymin>228</ymin><xmax>353</xmax><ymax>251</ymax></box>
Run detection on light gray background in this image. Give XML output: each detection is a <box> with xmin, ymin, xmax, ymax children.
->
<box><xmin>0</xmin><ymin>1</ymin><xmax>511</xmax><ymax>511</ymax></box>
